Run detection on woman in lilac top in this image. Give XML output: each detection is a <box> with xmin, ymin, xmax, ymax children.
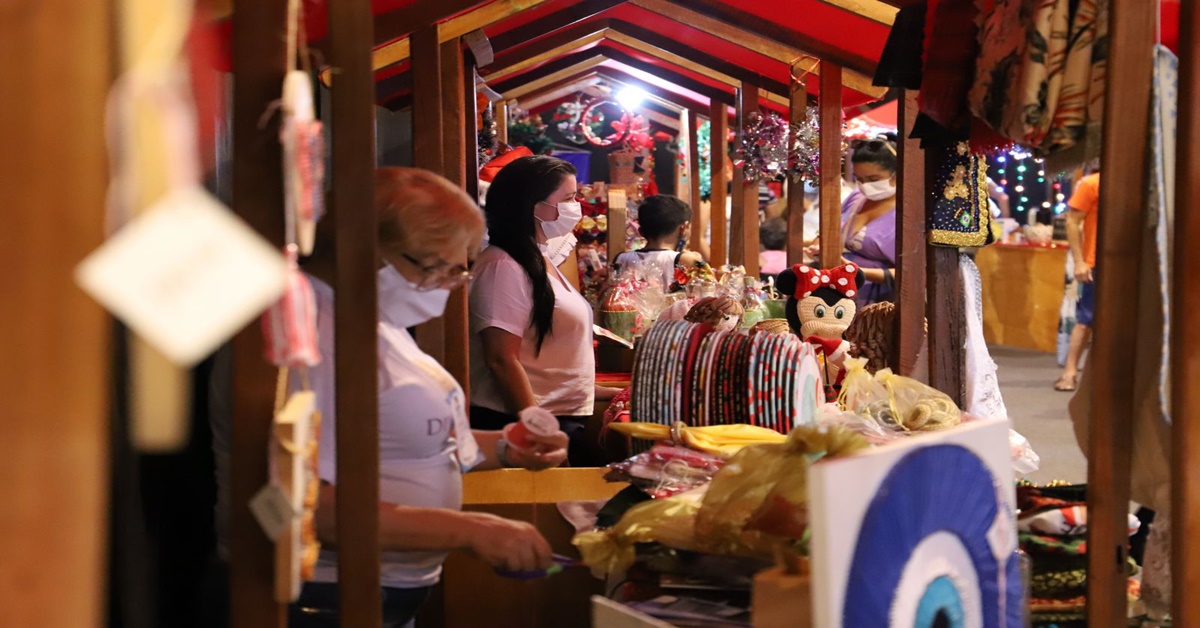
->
<box><xmin>839</xmin><ymin>137</ymin><xmax>898</xmax><ymax>308</ymax></box>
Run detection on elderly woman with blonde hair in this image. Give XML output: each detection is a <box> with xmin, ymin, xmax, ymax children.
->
<box><xmin>293</xmin><ymin>167</ymin><xmax>568</xmax><ymax>627</ymax></box>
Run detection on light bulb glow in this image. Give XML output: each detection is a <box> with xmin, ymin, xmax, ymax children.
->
<box><xmin>616</xmin><ymin>87</ymin><xmax>647</xmax><ymax>110</ymax></box>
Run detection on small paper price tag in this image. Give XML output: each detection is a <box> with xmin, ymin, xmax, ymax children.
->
<box><xmin>75</xmin><ymin>186</ymin><xmax>288</xmax><ymax>366</ymax></box>
<box><xmin>249</xmin><ymin>483</ymin><xmax>297</xmax><ymax>541</ymax></box>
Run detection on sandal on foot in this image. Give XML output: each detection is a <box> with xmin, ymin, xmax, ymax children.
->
<box><xmin>1054</xmin><ymin>374</ymin><xmax>1077</xmax><ymax>392</ymax></box>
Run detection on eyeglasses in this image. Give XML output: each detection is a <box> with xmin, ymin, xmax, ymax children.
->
<box><xmin>400</xmin><ymin>253</ymin><xmax>473</xmax><ymax>290</ymax></box>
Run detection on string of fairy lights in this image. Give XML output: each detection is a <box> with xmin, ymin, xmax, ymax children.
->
<box><xmin>993</xmin><ymin>148</ymin><xmax>1069</xmax><ymax>221</ymax></box>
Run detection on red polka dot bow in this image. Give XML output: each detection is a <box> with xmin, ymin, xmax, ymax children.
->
<box><xmin>792</xmin><ymin>263</ymin><xmax>860</xmax><ymax>299</ymax></box>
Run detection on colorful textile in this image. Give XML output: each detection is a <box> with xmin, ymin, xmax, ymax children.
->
<box><xmin>1019</xmin><ymin>532</ymin><xmax>1086</xmax><ymax>556</ymax></box>
<box><xmin>872</xmin><ymin>2</ymin><xmax>926</xmax><ymax>90</ymax></box>
<box><xmin>927</xmin><ymin>142</ymin><xmax>994</xmax><ymax>248</ymax></box>
<box><xmin>970</xmin><ymin>0</ymin><xmax>1108</xmax><ymax>161</ymax></box>
<box><xmin>1018</xmin><ymin>505</ymin><xmax>1142</xmax><ymax>537</ymax></box>
<box><xmin>1016</xmin><ymin>483</ymin><xmax>1086</xmax><ymax>516</ymax></box>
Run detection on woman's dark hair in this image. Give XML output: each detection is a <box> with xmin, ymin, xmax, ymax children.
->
<box><xmin>760</xmin><ymin>216</ymin><xmax>787</xmax><ymax>251</ymax></box>
<box><xmin>637</xmin><ymin>195</ymin><xmax>692</xmax><ymax>239</ymax></box>
<box><xmin>484</xmin><ymin>155</ymin><xmax>577</xmax><ymax>354</ymax></box>
<box><xmin>850</xmin><ymin>133</ymin><xmax>898</xmax><ymax>173</ymax></box>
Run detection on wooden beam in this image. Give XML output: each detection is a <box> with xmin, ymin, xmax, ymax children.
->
<box><xmin>329</xmin><ymin>0</ymin><xmax>381</xmax><ymax>624</ymax></box>
<box><xmin>816</xmin><ymin>0</ymin><xmax>898</xmax><ymax>26</ymax></box>
<box><xmin>441</xmin><ymin>38</ymin><xmax>470</xmax><ymax>389</ymax></box>
<box><xmin>601</xmin><ymin>47</ymin><xmax>735</xmax><ymax>105</ymax></box>
<box><xmin>1174</xmin><ymin>0</ymin><xmax>1200</xmax><ymax>619</ymax></box>
<box><xmin>687</xmin><ymin>110</ymin><xmax>704</xmax><ymax>244</ymax></box>
<box><xmin>412</xmin><ymin>26</ymin><xmax>447</xmax><ymax>363</ymax></box>
<box><xmin>373</xmin><ymin>0</ymin><xmax>553</xmax><ymax>58</ymax></box>
<box><xmin>230</xmin><ymin>0</ymin><xmax>288</xmax><ymax>624</ymax></box>
<box><xmin>661</xmin><ymin>0</ymin><xmax>876</xmax><ymax>77</ymax></box>
<box><xmin>489</xmin><ymin>0</ymin><xmax>626</xmax><ymax>55</ymax></box>
<box><xmin>604</xmin><ymin>24</ymin><xmax>791</xmax><ymax>104</ymax></box>
<box><xmin>730</xmin><ymin>81</ymin><xmax>760</xmax><ymax>275</ymax></box>
<box><xmin>893</xmin><ymin>90</ymin><xmax>926</xmax><ymax>376</ymax></box>
<box><xmin>501</xmin><ymin>57</ymin><xmax>609</xmax><ymax>100</ymax></box>
<box><xmin>925</xmin><ymin>244</ymin><xmax>964</xmax><ymax>404</ymax></box>
<box><xmin>1087</xmin><ymin>0</ymin><xmax>1155</xmax><ymax>621</ymax></box>
<box><xmin>786</xmin><ymin>79</ymin><xmax>807</xmax><ymax>265</ymax></box>
<box><xmin>709</xmin><ymin>99</ymin><xmax>729</xmax><ymax>267</ymax></box>
<box><xmin>627</xmin><ymin>0</ymin><xmax>884</xmax><ymax>98</ymax></box>
<box><xmin>482</xmin><ymin>21</ymin><xmax>609</xmax><ymax>83</ymax></box>
<box><xmin>3</xmin><ymin>0</ymin><xmax>111</xmax><ymax>625</ymax></box>
<box><xmin>816</xmin><ymin>63</ymin><xmax>843</xmax><ymax>271</ymax></box>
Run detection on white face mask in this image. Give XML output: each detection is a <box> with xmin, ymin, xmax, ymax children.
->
<box><xmin>539</xmin><ymin>233</ymin><xmax>578</xmax><ymax>267</ymax></box>
<box><xmin>537</xmin><ymin>201</ymin><xmax>582</xmax><ymax>240</ymax></box>
<box><xmin>377</xmin><ymin>263</ymin><xmax>450</xmax><ymax>328</ymax></box>
<box><xmin>857</xmin><ymin>179</ymin><xmax>897</xmax><ymax>201</ymax></box>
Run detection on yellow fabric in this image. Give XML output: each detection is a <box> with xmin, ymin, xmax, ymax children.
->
<box><xmin>608</xmin><ymin>422</ymin><xmax>787</xmax><ymax>458</ymax></box>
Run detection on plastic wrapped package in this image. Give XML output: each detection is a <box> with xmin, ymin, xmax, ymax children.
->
<box><xmin>816</xmin><ymin>402</ymin><xmax>906</xmax><ymax>445</ymax></box>
<box><xmin>838</xmin><ymin>357</ymin><xmax>961</xmax><ymax>432</ymax></box>
<box><xmin>574</xmin><ymin>487</ymin><xmax>709</xmax><ymax>578</ymax></box>
<box><xmin>604</xmin><ymin>444</ymin><xmax>725</xmax><ymax>499</ymax></box>
<box><xmin>695</xmin><ymin>425</ymin><xmax>870</xmax><ymax>551</ymax></box>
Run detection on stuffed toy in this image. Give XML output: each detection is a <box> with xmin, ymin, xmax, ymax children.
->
<box><xmin>684</xmin><ymin>296</ymin><xmax>744</xmax><ymax>331</ymax></box>
<box><xmin>776</xmin><ymin>263</ymin><xmax>864</xmax><ymax>399</ymax></box>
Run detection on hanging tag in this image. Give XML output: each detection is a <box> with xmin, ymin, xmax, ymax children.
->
<box><xmin>250</xmin><ymin>483</ymin><xmax>297</xmax><ymax>542</ymax></box>
<box><xmin>261</xmin><ymin>253</ymin><xmax>322</xmax><ymax>367</ymax></box>
<box><xmin>281</xmin><ymin>70</ymin><xmax>325</xmax><ymax>255</ymax></box>
<box><xmin>76</xmin><ymin>186</ymin><xmax>288</xmax><ymax>366</ymax></box>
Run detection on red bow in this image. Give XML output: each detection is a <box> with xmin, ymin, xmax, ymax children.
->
<box><xmin>791</xmin><ymin>263</ymin><xmax>860</xmax><ymax>299</ymax></box>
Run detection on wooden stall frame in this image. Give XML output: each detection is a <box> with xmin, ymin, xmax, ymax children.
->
<box><xmin>1173</xmin><ymin>0</ymin><xmax>1200</xmax><ymax>619</ymax></box>
<box><xmin>686</xmin><ymin>109</ymin><xmax>705</xmax><ymax>248</ymax></box>
<box><xmin>893</xmin><ymin>89</ymin><xmax>926</xmax><ymax>376</ymax></box>
<box><xmin>786</xmin><ymin>78</ymin><xmax>808</xmax><ymax>265</ymax></box>
<box><xmin>1086</xmin><ymin>0</ymin><xmax>1154</xmax><ymax>622</ymax></box>
<box><xmin>730</xmin><ymin>81</ymin><xmax>760</xmax><ymax>275</ymax></box>
<box><xmin>441</xmin><ymin>36</ymin><xmax>471</xmax><ymax>389</ymax></box>
<box><xmin>709</xmin><ymin>100</ymin><xmax>730</xmax><ymax>268</ymax></box>
<box><xmin>815</xmin><ymin>62</ymin><xmax>842</xmax><ymax>272</ymax></box>
<box><xmin>412</xmin><ymin>25</ymin><xmax>448</xmax><ymax>364</ymax></box>
<box><xmin>329</xmin><ymin>0</ymin><xmax>383</xmax><ymax>624</ymax></box>
<box><xmin>230</xmin><ymin>0</ymin><xmax>289</xmax><ymax>624</ymax></box>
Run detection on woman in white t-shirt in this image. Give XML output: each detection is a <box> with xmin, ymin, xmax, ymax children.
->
<box><xmin>468</xmin><ymin>156</ymin><xmax>620</xmax><ymax>464</ymax></box>
<box><xmin>294</xmin><ymin>168</ymin><xmax>569</xmax><ymax>627</ymax></box>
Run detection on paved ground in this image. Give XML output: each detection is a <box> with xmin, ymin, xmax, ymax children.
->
<box><xmin>992</xmin><ymin>345</ymin><xmax>1089</xmax><ymax>484</ymax></box>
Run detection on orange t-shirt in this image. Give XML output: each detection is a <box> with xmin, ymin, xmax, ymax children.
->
<box><xmin>1068</xmin><ymin>173</ymin><xmax>1100</xmax><ymax>267</ymax></box>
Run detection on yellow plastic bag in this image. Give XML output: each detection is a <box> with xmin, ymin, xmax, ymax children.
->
<box><xmin>694</xmin><ymin>425</ymin><xmax>869</xmax><ymax>552</ymax></box>
<box><xmin>609</xmin><ymin>422</ymin><xmax>787</xmax><ymax>458</ymax></box>
<box><xmin>573</xmin><ymin>488</ymin><xmax>707</xmax><ymax>578</ymax></box>
<box><xmin>837</xmin><ymin>357</ymin><xmax>961</xmax><ymax>432</ymax></box>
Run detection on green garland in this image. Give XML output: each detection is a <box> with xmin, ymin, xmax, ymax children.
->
<box><xmin>508</xmin><ymin>113</ymin><xmax>554</xmax><ymax>155</ymax></box>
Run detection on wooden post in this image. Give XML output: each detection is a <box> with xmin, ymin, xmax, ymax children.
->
<box><xmin>1087</xmin><ymin>0</ymin><xmax>1154</xmax><ymax>621</ymax></box>
<box><xmin>230</xmin><ymin>0</ymin><xmax>288</xmax><ymax>625</ymax></box>
<box><xmin>412</xmin><ymin>26</ymin><xmax>447</xmax><ymax>363</ymax></box>
<box><xmin>1174</xmin><ymin>0</ymin><xmax>1200</xmax><ymax>619</ymax></box>
<box><xmin>686</xmin><ymin>110</ymin><xmax>704</xmax><ymax>248</ymax></box>
<box><xmin>730</xmin><ymin>81</ymin><xmax>759</xmax><ymax>275</ymax></box>
<box><xmin>3</xmin><ymin>1</ymin><xmax>112</xmax><ymax>625</ymax></box>
<box><xmin>816</xmin><ymin>62</ymin><xmax>842</xmax><ymax>271</ymax></box>
<box><xmin>925</xmin><ymin>245</ymin><xmax>963</xmax><ymax>404</ymax></box>
<box><xmin>329</xmin><ymin>0</ymin><xmax>381</xmax><ymax>625</ymax></box>
<box><xmin>893</xmin><ymin>90</ymin><xmax>926</xmax><ymax>376</ymax></box>
<box><xmin>786</xmin><ymin>79</ymin><xmax>807</xmax><ymax>265</ymax></box>
<box><xmin>441</xmin><ymin>38</ymin><xmax>470</xmax><ymax>389</ymax></box>
<box><xmin>709</xmin><ymin>100</ymin><xmax>729</xmax><ymax>267</ymax></box>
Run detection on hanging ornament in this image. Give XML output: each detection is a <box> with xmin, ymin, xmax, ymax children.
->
<box><xmin>789</xmin><ymin>107</ymin><xmax>823</xmax><ymax>184</ymax></box>
<box><xmin>738</xmin><ymin>110</ymin><xmax>789</xmax><ymax>182</ymax></box>
<box><xmin>580</xmin><ymin>100</ymin><xmax>629</xmax><ymax>147</ymax></box>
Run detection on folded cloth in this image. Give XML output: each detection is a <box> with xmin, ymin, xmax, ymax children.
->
<box><xmin>1019</xmin><ymin>532</ymin><xmax>1087</xmax><ymax>556</ymax></box>
<box><xmin>1018</xmin><ymin>506</ymin><xmax>1142</xmax><ymax>537</ymax></box>
<box><xmin>1016</xmin><ymin>484</ymin><xmax>1087</xmax><ymax>516</ymax></box>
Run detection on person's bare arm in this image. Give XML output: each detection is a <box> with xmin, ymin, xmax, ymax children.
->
<box><xmin>315</xmin><ymin>483</ymin><xmax>553</xmax><ymax>572</ymax></box>
<box><xmin>1065</xmin><ymin>209</ymin><xmax>1092</xmax><ymax>283</ymax></box>
<box><xmin>480</xmin><ymin>327</ymin><xmax>538</xmax><ymax>414</ymax></box>
<box><xmin>469</xmin><ymin>429</ymin><xmax>567</xmax><ymax>471</ymax></box>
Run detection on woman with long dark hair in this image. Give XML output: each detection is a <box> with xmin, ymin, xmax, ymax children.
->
<box><xmin>468</xmin><ymin>156</ymin><xmax>619</xmax><ymax>463</ymax></box>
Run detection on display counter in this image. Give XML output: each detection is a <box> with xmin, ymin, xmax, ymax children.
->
<box><xmin>975</xmin><ymin>243</ymin><xmax>1068</xmax><ymax>353</ymax></box>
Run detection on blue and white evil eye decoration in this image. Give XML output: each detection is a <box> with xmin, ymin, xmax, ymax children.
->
<box><xmin>841</xmin><ymin>444</ymin><xmax>1023</xmax><ymax>628</ymax></box>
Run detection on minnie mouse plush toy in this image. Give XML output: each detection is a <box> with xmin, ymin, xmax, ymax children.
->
<box><xmin>776</xmin><ymin>263</ymin><xmax>865</xmax><ymax>400</ymax></box>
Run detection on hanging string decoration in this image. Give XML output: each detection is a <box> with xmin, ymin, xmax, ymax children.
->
<box><xmin>738</xmin><ymin>110</ymin><xmax>789</xmax><ymax>181</ymax></box>
<box><xmin>789</xmin><ymin>106</ymin><xmax>822</xmax><ymax>184</ymax></box>
<box><xmin>698</xmin><ymin>120</ymin><xmax>712</xmax><ymax>200</ymax></box>
<box><xmin>615</xmin><ymin>114</ymin><xmax>654</xmax><ymax>152</ymax></box>
<box><xmin>578</xmin><ymin>100</ymin><xmax>628</xmax><ymax>147</ymax></box>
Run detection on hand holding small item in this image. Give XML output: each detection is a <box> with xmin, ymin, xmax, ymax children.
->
<box><xmin>501</xmin><ymin>407</ymin><xmax>568</xmax><ymax>471</ymax></box>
